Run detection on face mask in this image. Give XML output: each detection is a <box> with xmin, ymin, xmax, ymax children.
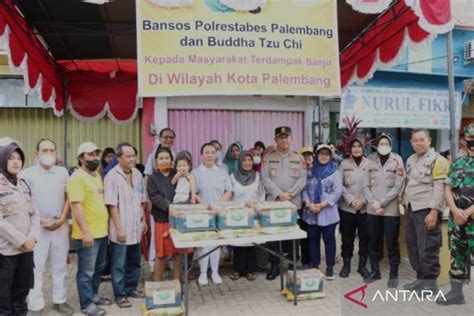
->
<box><xmin>39</xmin><ymin>154</ymin><xmax>56</xmax><ymax>167</ymax></box>
<box><xmin>377</xmin><ymin>145</ymin><xmax>392</xmax><ymax>156</ymax></box>
<box><xmin>253</xmin><ymin>156</ymin><xmax>261</xmax><ymax>164</ymax></box>
<box><xmin>84</xmin><ymin>159</ymin><xmax>100</xmax><ymax>172</ymax></box>
<box><xmin>158</xmin><ymin>161</ymin><xmax>172</xmax><ymax>173</ymax></box>
<box><xmin>215</xmin><ymin>151</ymin><xmax>222</xmax><ymax>161</ymax></box>
<box><xmin>466</xmin><ymin>139</ymin><xmax>474</xmax><ymax>150</ymax></box>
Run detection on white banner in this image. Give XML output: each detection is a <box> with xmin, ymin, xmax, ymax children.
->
<box><xmin>339</xmin><ymin>86</ymin><xmax>462</xmax><ymax>130</ymax></box>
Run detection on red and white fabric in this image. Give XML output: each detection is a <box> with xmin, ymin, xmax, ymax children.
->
<box><xmin>346</xmin><ymin>0</ymin><xmax>393</xmax><ymax>14</ymax></box>
<box><xmin>340</xmin><ymin>0</ymin><xmax>453</xmax><ymax>89</ymax></box>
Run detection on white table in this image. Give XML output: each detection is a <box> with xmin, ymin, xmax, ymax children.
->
<box><xmin>172</xmin><ymin>229</ymin><xmax>307</xmax><ymax>315</ymax></box>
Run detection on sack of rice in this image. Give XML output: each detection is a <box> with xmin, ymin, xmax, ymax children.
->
<box><xmin>217</xmin><ymin>228</ymin><xmax>258</xmax><ymax>239</ymax></box>
<box><xmin>141</xmin><ymin>302</ymin><xmax>184</xmax><ymax>316</ymax></box>
<box><xmin>257</xmin><ymin>224</ymin><xmax>300</xmax><ymax>235</ymax></box>
<box><xmin>144</xmin><ymin>280</ymin><xmax>182</xmax><ymax>310</ymax></box>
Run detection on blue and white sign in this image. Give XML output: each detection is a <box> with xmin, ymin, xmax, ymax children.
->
<box><xmin>339</xmin><ymin>86</ymin><xmax>462</xmax><ymax>130</ymax></box>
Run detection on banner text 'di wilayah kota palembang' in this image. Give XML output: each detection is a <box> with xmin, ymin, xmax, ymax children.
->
<box><xmin>137</xmin><ymin>0</ymin><xmax>340</xmax><ymax>97</ymax></box>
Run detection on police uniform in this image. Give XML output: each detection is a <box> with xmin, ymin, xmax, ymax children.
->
<box><xmin>364</xmin><ymin>151</ymin><xmax>405</xmax><ymax>286</ymax></box>
<box><xmin>403</xmin><ymin>147</ymin><xmax>449</xmax><ymax>285</ymax></box>
<box><xmin>338</xmin><ymin>155</ymin><xmax>370</xmax><ymax>278</ymax></box>
<box><xmin>261</xmin><ymin>127</ymin><xmax>307</xmax><ymax>279</ymax></box>
<box><xmin>0</xmin><ymin>139</ymin><xmax>40</xmax><ymax>315</ymax></box>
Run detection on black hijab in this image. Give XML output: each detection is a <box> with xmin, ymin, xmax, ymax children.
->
<box><xmin>0</xmin><ymin>140</ymin><xmax>25</xmax><ymax>186</ymax></box>
<box><xmin>233</xmin><ymin>150</ymin><xmax>256</xmax><ymax>186</ymax></box>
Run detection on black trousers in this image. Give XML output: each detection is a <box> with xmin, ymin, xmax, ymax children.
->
<box><xmin>367</xmin><ymin>214</ymin><xmax>401</xmax><ymax>266</ymax></box>
<box><xmin>297</xmin><ymin>218</ymin><xmax>309</xmax><ymax>265</ymax></box>
<box><xmin>268</xmin><ymin>240</ymin><xmax>299</xmax><ymax>264</ymax></box>
<box><xmin>406</xmin><ymin>206</ymin><xmax>442</xmax><ymax>279</ymax></box>
<box><xmin>339</xmin><ymin>209</ymin><xmax>369</xmax><ymax>259</ymax></box>
<box><xmin>233</xmin><ymin>246</ymin><xmax>257</xmax><ymax>274</ymax></box>
<box><xmin>0</xmin><ymin>252</ymin><xmax>34</xmax><ymax>316</ymax></box>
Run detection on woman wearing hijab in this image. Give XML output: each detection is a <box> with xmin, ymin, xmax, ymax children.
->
<box><xmin>302</xmin><ymin>144</ymin><xmax>342</xmax><ymax>280</ymax></box>
<box><xmin>337</xmin><ymin>139</ymin><xmax>370</xmax><ymax>279</ymax></box>
<box><xmin>229</xmin><ymin>151</ymin><xmax>265</xmax><ymax>281</ymax></box>
<box><xmin>0</xmin><ymin>138</ymin><xmax>40</xmax><ymax>315</ymax></box>
<box><xmin>223</xmin><ymin>142</ymin><xmax>243</xmax><ymax>175</ymax></box>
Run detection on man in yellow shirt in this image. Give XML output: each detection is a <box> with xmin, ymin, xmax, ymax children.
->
<box><xmin>67</xmin><ymin>142</ymin><xmax>110</xmax><ymax>316</ymax></box>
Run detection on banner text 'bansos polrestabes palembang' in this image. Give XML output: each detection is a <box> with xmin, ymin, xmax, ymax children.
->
<box><xmin>137</xmin><ymin>0</ymin><xmax>341</xmax><ymax>97</ymax></box>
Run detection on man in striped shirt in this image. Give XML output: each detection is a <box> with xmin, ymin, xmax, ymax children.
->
<box><xmin>104</xmin><ymin>143</ymin><xmax>147</xmax><ymax>308</ymax></box>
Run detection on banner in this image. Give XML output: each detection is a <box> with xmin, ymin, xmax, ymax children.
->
<box><xmin>136</xmin><ymin>0</ymin><xmax>340</xmax><ymax>97</ymax></box>
<box><xmin>339</xmin><ymin>86</ymin><xmax>462</xmax><ymax>130</ymax></box>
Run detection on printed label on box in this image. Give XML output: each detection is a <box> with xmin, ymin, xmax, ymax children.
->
<box><xmin>186</xmin><ymin>214</ymin><xmax>210</xmax><ymax>228</ymax></box>
<box><xmin>152</xmin><ymin>289</ymin><xmax>176</xmax><ymax>306</ymax></box>
<box><xmin>226</xmin><ymin>210</ymin><xmax>249</xmax><ymax>227</ymax></box>
<box><xmin>269</xmin><ymin>209</ymin><xmax>291</xmax><ymax>224</ymax></box>
<box><xmin>300</xmin><ymin>276</ymin><xmax>320</xmax><ymax>292</ymax></box>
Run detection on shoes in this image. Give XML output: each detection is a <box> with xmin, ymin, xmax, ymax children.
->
<box><xmin>357</xmin><ymin>256</ymin><xmax>370</xmax><ymax>279</ymax></box>
<box><xmin>339</xmin><ymin>257</ymin><xmax>351</xmax><ymax>278</ymax></box>
<box><xmin>211</xmin><ymin>272</ymin><xmax>223</xmax><ymax>284</ymax></box>
<box><xmin>92</xmin><ymin>295</ymin><xmax>112</xmax><ymax>306</ymax></box>
<box><xmin>403</xmin><ymin>279</ymin><xmax>424</xmax><ymax>291</ymax></box>
<box><xmin>81</xmin><ymin>304</ymin><xmax>106</xmax><ymax>316</ymax></box>
<box><xmin>265</xmin><ymin>263</ymin><xmax>280</xmax><ymax>280</ymax></box>
<box><xmin>54</xmin><ymin>303</ymin><xmax>74</xmax><ymax>315</ymax></box>
<box><xmin>364</xmin><ymin>259</ymin><xmax>381</xmax><ymax>284</ymax></box>
<box><xmin>387</xmin><ymin>264</ymin><xmax>399</xmax><ymax>288</ymax></box>
<box><xmin>436</xmin><ymin>282</ymin><xmax>465</xmax><ymax>305</ymax></box>
<box><xmin>326</xmin><ymin>266</ymin><xmax>335</xmax><ymax>280</ymax></box>
<box><xmin>198</xmin><ymin>273</ymin><xmax>208</xmax><ymax>285</ymax></box>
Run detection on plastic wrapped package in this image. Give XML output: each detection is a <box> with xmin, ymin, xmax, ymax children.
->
<box><xmin>141</xmin><ymin>303</ymin><xmax>184</xmax><ymax>316</ymax></box>
<box><xmin>252</xmin><ymin>201</ymin><xmax>298</xmax><ymax>227</ymax></box>
<box><xmin>286</xmin><ymin>269</ymin><xmax>325</xmax><ymax>295</ymax></box>
<box><xmin>169</xmin><ymin>204</ymin><xmax>217</xmax><ymax>232</ymax></box>
<box><xmin>257</xmin><ymin>224</ymin><xmax>300</xmax><ymax>235</ymax></box>
<box><xmin>170</xmin><ymin>229</ymin><xmax>219</xmax><ymax>242</ymax></box>
<box><xmin>144</xmin><ymin>280</ymin><xmax>182</xmax><ymax>310</ymax></box>
<box><xmin>209</xmin><ymin>202</ymin><xmax>256</xmax><ymax>230</ymax></box>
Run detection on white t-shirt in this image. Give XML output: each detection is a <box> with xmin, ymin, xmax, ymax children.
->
<box><xmin>230</xmin><ymin>173</ymin><xmax>265</xmax><ymax>202</ymax></box>
<box><xmin>173</xmin><ymin>176</ymin><xmax>191</xmax><ymax>203</ymax></box>
<box><xmin>20</xmin><ymin>165</ymin><xmax>69</xmax><ymax>218</ymax></box>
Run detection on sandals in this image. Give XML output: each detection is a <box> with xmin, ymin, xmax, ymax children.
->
<box><xmin>230</xmin><ymin>272</ymin><xmax>240</xmax><ymax>281</ymax></box>
<box><xmin>115</xmin><ymin>297</ymin><xmax>132</xmax><ymax>308</ymax></box>
<box><xmin>93</xmin><ymin>296</ymin><xmax>112</xmax><ymax>306</ymax></box>
<box><xmin>246</xmin><ymin>273</ymin><xmax>257</xmax><ymax>281</ymax></box>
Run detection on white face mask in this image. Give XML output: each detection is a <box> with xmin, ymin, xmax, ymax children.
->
<box><xmin>377</xmin><ymin>145</ymin><xmax>392</xmax><ymax>156</ymax></box>
<box><xmin>39</xmin><ymin>154</ymin><xmax>56</xmax><ymax>167</ymax></box>
<box><xmin>253</xmin><ymin>156</ymin><xmax>261</xmax><ymax>164</ymax></box>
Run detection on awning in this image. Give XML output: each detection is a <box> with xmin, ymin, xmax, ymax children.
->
<box><xmin>340</xmin><ymin>0</ymin><xmax>453</xmax><ymax>89</ymax></box>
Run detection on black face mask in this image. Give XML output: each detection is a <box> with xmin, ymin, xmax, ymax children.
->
<box><xmin>466</xmin><ymin>139</ymin><xmax>474</xmax><ymax>150</ymax></box>
<box><xmin>84</xmin><ymin>159</ymin><xmax>100</xmax><ymax>172</ymax></box>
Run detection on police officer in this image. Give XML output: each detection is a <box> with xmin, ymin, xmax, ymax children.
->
<box><xmin>0</xmin><ymin>138</ymin><xmax>40</xmax><ymax>315</ymax></box>
<box><xmin>262</xmin><ymin>127</ymin><xmax>307</xmax><ymax>280</ymax></box>
<box><xmin>437</xmin><ymin>123</ymin><xmax>474</xmax><ymax>305</ymax></box>
<box><xmin>338</xmin><ymin>138</ymin><xmax>370</xmax><ymax>279</ymax></box>
<box><xmin>403</xmin><ymin>128</ymin><xmax>449</xmax><ymax>293</ymax></box>
<box><xmin>364</xmin><ymin>134</ymin><xmax>405</xmax><ymax>288</ymax></box>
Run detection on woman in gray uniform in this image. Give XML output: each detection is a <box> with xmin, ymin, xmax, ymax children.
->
<box><xmin>364</xmin><ymin>134</ymin><xmax>405</xmax><ymax>288</ymax></box>
<box><xmin>0</xmin><ymin>138</ymin><xmax>39</xmax><ymax>315</ymax></box>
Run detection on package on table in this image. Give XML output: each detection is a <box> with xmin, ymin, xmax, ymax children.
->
<box><xmin>210</xmin><ymin>202</ymin><xmax>256</xmax><ymax>230</ymax></box>
<box><xmin>169</xmin><ymin>204</ymin><xmax>217</xmax><ymax>232</ymax></box>
<box><xmin>145</xmin><ymin>280</ymin><xmax>182</xmax><ymax>310</ymax></box>
<box><xmin>251</xmin><ymin>201</ymin><xmax>298</xmax><ymax>227</ymax></box>
<box><xmin>217</xmin><ymin>227</ymin><xmax>258</xmax><ymax>239</ymax></box>
<box><xmin>285</xmin><ymin>268</ymin><xmax>325</xmax><ymax>295</ymax></box>
<box><xmin>170</xmin><ymin>228</ymin><xmax>219</xmax><ymax>241</ymax></box>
